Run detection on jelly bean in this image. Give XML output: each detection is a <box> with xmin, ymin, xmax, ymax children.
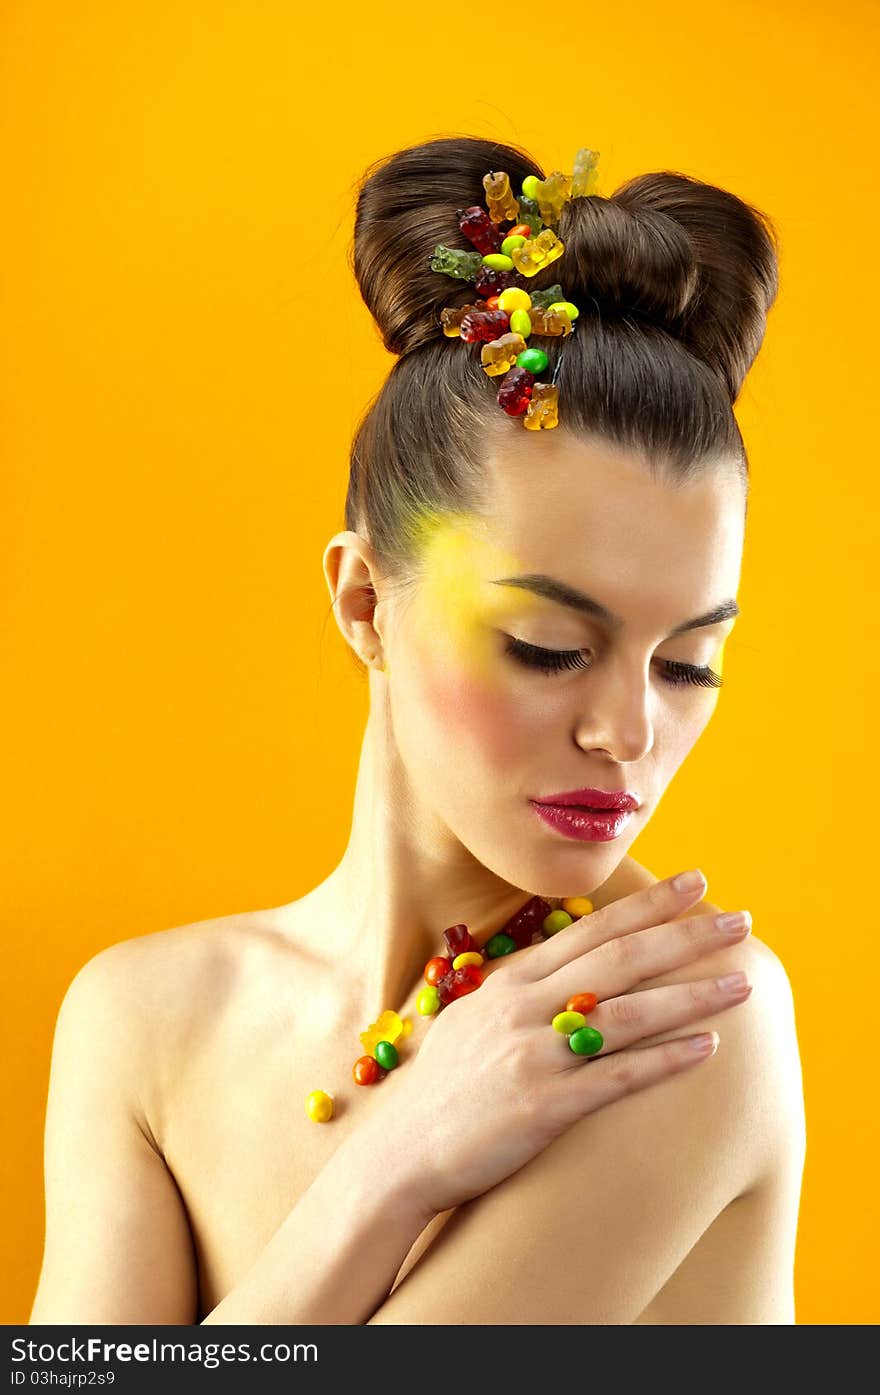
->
<box><xmin>497</xmin><ymin>286</ymin><xmax>532</xmax><ymax>313</ymax></box>
<box><xmin>452</xmin><ymin>950</ymin><xmax>484</xmax><ymax>969</ymax></box>
<box><xmin>562</xmin><ymin>896</ymin><xmax>593</xmax><ymax>918</ymax></box>
<box><xmin>542</xmin><ymin>908</ymin><xmax>574</xmax><ymax>935</ymax></box>
<box><xmin>500</xmin><ymin>234</ymin><xmax>527</xmax><ymax>257</ymax></box>
<box><xmin>547</xmin><ymin>300</ymin><xmax>580</xmax><ymax>321</ymax></box>
<box><xmin>485</xmin><ymin>294</ymin><xmax>502</xmax><ymax>310</ymax></box>
<box><xmin>444</xmin><ymin>923</ymin><xmax>480</xmax><ymax>957</ymax></box>
<box><xmin>353</xmin><ymin>1055</ymin><xmax>385</xmax><ymax>1085</ymax></box>
<box><xmin>425</xmin><ymin>955</ymin><xmax>452</xmax><ymax>986</ymax></box>
<box><xmin>417</xmin><ymin>984</ymin><xmax>441</xmax><ymax>1015</ymax></box>
<box><xmin>552</xmin><ymin>1010</ymin><xmax>587</xmax><ymax>1035</ymax></box>
<box><xmin>305</xmin><ymin>1089</ymin><xmax>334</xmax><ymax>1122</ymax></box>
<box><xmin>517</xmin><ymin>347</ymin><xmax>549</xmax><ymax>375</ymax></box>
<box><xmin>569</xmin><ymin>1026</ymin><xmax>604</xmax><ymax>1056</ymax></box>
<box><xmin>374</xmin><ymin>1039</ymin><xmax>399</xmax><ymax>1070</ymax></box>
<box><xmin>509</xmin><ymin>308</ymin><xmax>532</xmax><ymax>338</ymax></box>
<box><xmin>566</xmin><ymin>992</ymin><xmax>598</xmax><ymax>1016</ymax></box>
<box><xmin>508</xmin><ymin>223</ymin><xmax>533</xmax><ymax>239</ymax></box>
<box><xmin>521</xmin><ymin>174</ymin><xmax>541</xmax><ymax>201</ymax></box>
<box><xmin>485</xmin><ymin>932</ymin><xmax>517</xmax><ymax>958</ymax></box>
<box><xmin>481</xmin><ymin>253</ymin><xmax>515</xmax><ymax>271</ymax></box>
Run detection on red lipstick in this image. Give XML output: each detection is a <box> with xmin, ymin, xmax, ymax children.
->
<box><xmin>529</xmin><ymin>787</ymin><xmax>641</xmax><ymax>843</ymax></box>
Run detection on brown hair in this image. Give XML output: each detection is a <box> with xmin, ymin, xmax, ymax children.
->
<box><xmin>342</xmin><ymin>134</ymin><xmax>779</xmax><ymax>620</ymax></box>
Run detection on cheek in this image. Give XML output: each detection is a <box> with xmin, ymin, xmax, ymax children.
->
<box><xmin>417</xmin><ymin>654</ymin><xmax>534</xmax><ymax>769</ymax></box>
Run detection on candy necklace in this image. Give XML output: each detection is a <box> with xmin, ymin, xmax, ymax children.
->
<box><xmin>305</xmin><ymin>891</ymin><xmax>604</xmax><ymax>1123</ymax></box>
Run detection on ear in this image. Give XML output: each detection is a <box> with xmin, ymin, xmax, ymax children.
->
<box><xmin>322</xmin><ymin>530</ymin><xmax>387</xmax><ymax>669</ymax></box>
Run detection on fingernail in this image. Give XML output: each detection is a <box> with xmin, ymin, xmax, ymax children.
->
<box><xmin>716</xmin><ymin>970</ymin><xmax>749</xmax><ymax>994</ymax></box>
<box><xmin>716</xmin><ymin>910</ymin><xmax>752</xmax><ymax>935</ymax></box>
<box><xmin>672</xmin><ymin>868</ymin><xmax>706</xmax><ymax>893</ymax></box>
<box><xmin>686</xmin><ymin>1031</ymin><xmax>718</xmax><ymax>1053</ymax></box>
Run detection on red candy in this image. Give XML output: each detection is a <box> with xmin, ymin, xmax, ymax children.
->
<box><xmin>443</xmin><ymin>923</ymin><xmax>479</xmax><ymax>957</ymax></box>
<box><xmin>475</xmin><ymin>265</ymin><xmax>516</xmax><ymax>298</ymax></box>
<box><xmin>425</xmin><ymin>955</ymin><xmax>452</xmax><ymax>986</ymax></box>
<box><xmin>459</xmin><ymin>309</ymin><xmax>510</xmax><ymax>343</ymax></box>
<box><xmin>353</xmin><ymin>1055</ymin><xmax>386</xmax><ymax>1086</ymax></box>
<box><xmin>497</xmin><ymin>895</ymin><xmax>553</xmax><ymax>949</ymax></box>
<box><xmin>497</xmin><ymin>365</ymin><xmax>535</xmax><ymax>416</ymax></box>
<box><xmin>458</xmin><ymin>205</ymin><xmax>505</xmax><ymax>256</ymax></box>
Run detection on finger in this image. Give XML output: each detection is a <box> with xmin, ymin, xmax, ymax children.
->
<box><xmin>534</xmin><ymin>907</ymin><xmax>752</xmax><ymax>1012</ymax></box>
<box><xmin>520</xmin><ymin>869</ymin><xmax>709</xmax><ymax>981</ymax></box>
<box><xmin>549</xmin><ymin>973</ymin><xmax>752</xmax><ymax>1070</ymax></box>
<box><xmin>547</xmin><ymin>1030</ymin><xmax>720</xmax><ymax>1123</ymax></box>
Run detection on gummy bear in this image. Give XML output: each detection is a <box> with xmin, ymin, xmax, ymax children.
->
<box><xmin>523</xmin><ymin>382</ymin><xmax>559</xmax><ymax>431</ymax></box>
<box><xmin>359</xmin><ymin>1008</ymin><xmax>404</xmax><ymax>1054</ymax></box>
<box><xmin>443</xmin><ymin>923</ymin><xmax>480</xmax><ymax>957</ymax></box>
<box><xmin>429</xmin><ymin>244</ymin><xmax>483</xmax><ymax>281</ymax></box>
<box><xmin>496</xmin><ymin>365</ymin><xmax>535</xmax><ymax>416</ymax></box>
<box><xmin>529</xmin><ymin>283</ymin><xmax>565</xmax><ymax>311</ymax></box>
<box><xmin>516</xmin><ymin>194</ymin><xmax>543</xmax><ymax>236</ymax></box>
<box><xmin>527</xmin><ymin>305</ymin><xmax>572</xmax><ymax>337</ymax></box>
<box><xmin>497</xmin><ymin>895</ymin><xmax>553</xmax><ymax>949</ymax></box>
<box><xmin>511</xmin><ymin>229</ymin><xmax>565</xmax><ymax>278</ymax></box>
<box><xmin>571</xmin><ymin>147</ymin><xmax>600</xmax><ymax>198</ymax></box>
<box><xmin>440</xmin><ymin>302</ymin><xmax>488</xmax><ymax>337</ymax></box>
<box><xmin>532</xmin><ymin>171</ymin><xmax>572</xmax><ymax>228</ymax></box>
<box><xmin>459</xmin><ymin>308</ymin><xmax>510</xmax><ymax>343</ymax></box>
<box><xmin>474</xmin><ymin>265</ymin><xmax>517</xmax><ymax>299</ymax></box>
<box><xmin>458</xmin><ymin>205</ymin><xmax>505</xmax><ymax>256</ymax></box>
<box><xmin>482</xmin><ymin>170</ymin><xmax>520</xmax><ymax>225</ymax></box>
<box><xmin>480</xmin><ymin>332</ymin><xmax>527</xmax><ymax>377</ymax></box>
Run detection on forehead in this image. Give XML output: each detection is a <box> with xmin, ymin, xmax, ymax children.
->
<box><xmin>470</xmin><ymin>431</ymin><xmax>745</xmax><ymax>627</ymax></box>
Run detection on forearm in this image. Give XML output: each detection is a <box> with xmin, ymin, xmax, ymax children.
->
<box><xmin>200</xmin><ymin>1127</ymin><xmax>433</xmax><ymax>1325</ymax></box>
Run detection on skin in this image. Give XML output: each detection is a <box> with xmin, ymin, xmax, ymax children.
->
<box><xmin>28</xmin><ymin>432</ymin><xmax>806</xmax><ymax>1325</ymax></box>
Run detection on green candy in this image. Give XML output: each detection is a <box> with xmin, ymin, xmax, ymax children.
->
<box><xmin>481</xmin><ymin>252</ymin><xmax>515</xmax><ymax>271</ymax></box>
<box><xmin>521</xmin><ymin>175</ymin><xmax>541</xmax><ymax>201</ymax></box>
<box><xmin>547</xmin><ymin>299</ymin><xmax>579</xmax><ymax>321</ymax></box>
<box><xmin>501</xmin><ymin>234</ymin><xmax>527</xmax><ymax>256</ymax></box>
<box><xmin>569</xmin><ymin>1026</ymin><xmax>604</xmax><ymax>1056</ymax></box>
<box><xmin>374</xmin><ymin>1039</ymin><xmax>399</xmax><ymax>1070</ymax></box>
<box><xmin>543</xmin><ymin>909</ymin><xmax>574</xmax><ymax>935</ymax></box>
<box><xmin>516</xmin><ymin>347</ymin><xmax>549</xmax><ymax>374</ymax></box>
<box><xmin>509</xmin><ymin>308</ymin><xmax>532</xmax><ymax>337</ymax></box>
<box><xmin>485</xmin><ymin>932</ymin><xmax>517</xmax><ymax>958</ymax></box>
<box><xmin>417</xmin><ymin>984</ymin><xmax>440</xmax><ymax>1015</ymax></box>
<box><xmin>530</xmin><ymin>284</ymin><xmax>565</xmax><ymax>310</ymax></box>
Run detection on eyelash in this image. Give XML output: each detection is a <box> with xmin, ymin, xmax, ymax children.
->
<box><xmin>502</xmin><ymin>636</ymin><xmax>724</xmax><ymax>689</ymax></box>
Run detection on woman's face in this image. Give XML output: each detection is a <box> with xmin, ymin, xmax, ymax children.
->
<box><xmin>379</xmin><ymin>431</ymin><xmax>746</xmax><ymax>898</ymax></box>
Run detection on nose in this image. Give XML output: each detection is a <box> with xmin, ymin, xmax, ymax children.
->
<box><xmin>571</xmin><ymin>652</ymin><xmax>654</xmax><ymax>764</ymax></box>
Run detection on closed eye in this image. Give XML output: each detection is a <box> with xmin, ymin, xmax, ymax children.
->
<box><xmin>502</xmin><ymin>635</ymin><xmax>723</xmax><ymax>689</ymax></box>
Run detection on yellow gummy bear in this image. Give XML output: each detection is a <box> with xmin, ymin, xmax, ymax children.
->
<box><xmin>359</xmin><ymin>1009</ymin><xmax>404</xmax><ymax>1053</ymax></box>
<box><xmin>523</xmin><ymin>382</ymin><xmax>559</xmax><ymax>431</ymax></box>
<box><xmin>480</xmin><ymin>331</ymin><xmax>526</xmax><ymax>377</ymax></box>
<box><xmin>483</xmin><ymin>169</ymin><xmax>520</xmax><ymax>225</ymax></box>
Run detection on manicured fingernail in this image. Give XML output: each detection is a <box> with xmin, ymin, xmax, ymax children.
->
<box><xmin>686</xmin><ymin>1031</ymin><xmax>718</xmax><ymax>1053</ymax></box>
<box><xmin>716</xmin><ymin>910</ymin><xmax>752</xmax><ymax>935</ymax></box>
<box><xmin>716</xmin><ymin>970</ymin><xmax>749</xmax><ymax>994</ymax></box>
<box><xmin>672</xmin><ymin>868</ymin><xmax>706</xmax><ymax>893</ymax></box>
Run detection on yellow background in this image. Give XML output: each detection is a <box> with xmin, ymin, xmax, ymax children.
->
<box><xmin>2</xmin><ymin>0</ymin><xmax>876</xmax><ymax>1325</ymax></box>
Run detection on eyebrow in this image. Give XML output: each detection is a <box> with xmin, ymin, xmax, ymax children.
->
<box><xmin>489</xmin><ymin>574</ymin><xmax>740</xmax><ymax>637</ymax></box>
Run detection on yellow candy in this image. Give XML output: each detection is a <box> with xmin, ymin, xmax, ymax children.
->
<box><xmin>359</xmin><ymin>1008</ymin><xmax>404</xmax><ymax>1053</ymax></box>
<box><xmin>552</xmin><ymin>1011</ymin><xmax>587</xmax><ymax>1035</ymax></box>
<box><xmin>399</xmin><ymin>1017</ymin><xmax>413</xmax><ymax>1037</ymax></box>
<box><xmin>452</xmin><ymin>951</ymin><xmax>484</xmax><ymax>969</ymax></box>
<box><xmin>546</xmin><ymin>300</ymin><xmax>579</xmax><ymax>321</ymax></box>
<box><xmin>509</xmin><ymin>308</ymin><xmax>532</xmax><ymax>338</ymax></box>
<box><xmin>562</xmin><ymin>896</ymin><xmax>593</xmax><ymax>918</ymax></box>
<box><xmin>305</xmin><ymin>1089</ymin><xmax>334</xmax><ymax>1123</ymax></box>
<box><xmin>497</xmin><ymin>287</ymin><xmax>532</xmax><ymax>313</ymax></box>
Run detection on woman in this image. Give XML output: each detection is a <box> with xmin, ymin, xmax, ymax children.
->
<box><xmin>29</xmin><ymin>136</ymin><xmax>805</xmax><ymax>1325</ymax></box>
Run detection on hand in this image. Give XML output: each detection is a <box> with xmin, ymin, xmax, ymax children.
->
<box><xmin>364</xmin><ymin>871</ymin><xmax>753</xmax><ymax>1219</ymax></box>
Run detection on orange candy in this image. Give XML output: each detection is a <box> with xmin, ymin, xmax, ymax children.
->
<box><xmin>353</xmin><ymin>1055</ymin><xmax>386</xmax><ymax>1086</ymax></box>
<box><xmin>508</xmin><ymin>223</ymin><xmax>533</xmax><ymax>239</ymax></box>
<box><xmin>566</xmin><ymin>992</ymin><xmax>598</xmax><ymax>1016</ymax></box>
<box><xmin>484</xmin><ymin>294</ymin><xmax>501</xmax><ymax>310</ymax></box>
<box><xmin>425</xmin><ymin>955</ymin><xmax>452</xmax><ymax>986</ymax></box>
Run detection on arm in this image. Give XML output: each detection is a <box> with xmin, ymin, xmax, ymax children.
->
<box><xmin>29</xmin><ymin>943</ymin><xmax>433</xmax><ymax>1325</ymax></box>
<box><xmin>367</xmin><ymin>933</ymin><xmax>805</xmax><ymax>1325</ymax></box>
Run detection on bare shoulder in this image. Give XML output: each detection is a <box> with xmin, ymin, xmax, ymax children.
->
<box><xmin>61</xmin><ymin>908</ymin><xmax>285</xmax><ymax>1149</ymax></box>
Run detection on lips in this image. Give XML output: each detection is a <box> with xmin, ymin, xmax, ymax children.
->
<box><xmin>532</xmin><ymin>787</ymin><xmax>641</xmax><ymax>813</ymax></box>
